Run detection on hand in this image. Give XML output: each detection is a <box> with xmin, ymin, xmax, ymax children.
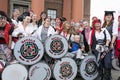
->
<box><xmin>110</xmin><ymin>43</ymin><xmax>114</xmax><ymax>49</ymax></box>
<box><xmin>104</xmin><ymin>45</ymin><xmax>109</xmax><ymax>52</ymax></box>
<box><xmin>68</xmin><ymin>45</ymin><xmax>72</xmax><ymax>49</ymax></box>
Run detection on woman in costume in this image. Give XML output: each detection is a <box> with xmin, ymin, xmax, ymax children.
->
<box><xmin>12</xmin><ymin>11</ymin><xmax>31</xmax><ymax>43</ymax></box>
<box><xmin>102</xmin><ymin>11</ymin><xmax>118</xmax><ymax>80</ymax></box>
<box><xmin>89</xmin><ymin>19</ymin><xmax>111</xmax><ymax>80</ymax></box>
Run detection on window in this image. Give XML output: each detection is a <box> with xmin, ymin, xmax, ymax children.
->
<box><xmin>47</xmin><ymin>9</ymin><xmax>57</xmax><ymax>19</ymax></box>
<box><xmin>47</xmin><ymin>9</ymin><xmax>57</xmax><ymax>26</ymax></box>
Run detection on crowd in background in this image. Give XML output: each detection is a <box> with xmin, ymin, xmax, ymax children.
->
<box><xmin>0</xmin><ymin>8</ymin><xmax>120</xmax><ymax>80</ymax></box>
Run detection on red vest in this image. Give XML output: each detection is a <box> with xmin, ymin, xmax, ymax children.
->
<box><xmin>115</xmin><ymin>27</ymin><xmax>120</xmax><ymax>57</ymax></box>
<box><xmin>4</xmin><ymin>23</ymin><xmax>12</xmax><ymax>45</ymax></box>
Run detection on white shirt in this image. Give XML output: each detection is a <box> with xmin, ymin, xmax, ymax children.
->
<box><xmin>12</xmin><ymin>22</ymin><xmax>31</xmax><ymax>37</ymax></box>
<box><xmin>26</xmin><ymin>23</ymin><xmax>38</xmax><ymax>34</ymax></box>
<box><xmin>112</xmin><ymin>21</ymin><xmax>118</xmax><ymax>36</ymax></box>
<box><xmin>88</xmin><ymin>28</ymin><xmax>111</xmax><ymax>45</ymax></box>
<box><xmin>12</xmin><ymin>19</ymin><xmax>18</xmax><ymax>26</ymax></box>
<box><xmin>32</xmin><ymin>25</ymin><xmax>55</xmax><ymax>40</ymax></box>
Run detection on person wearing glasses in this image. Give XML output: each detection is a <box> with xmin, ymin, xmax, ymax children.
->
<box><xmin>0</xmin><ymin>11</ymin><xmax>13</xmax><ymax>62</ymax></box>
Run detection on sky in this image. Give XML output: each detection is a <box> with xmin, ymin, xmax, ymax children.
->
<box><xmin>90</xmin><ymin>0</ymin><xmax>120</xmax><ymax>23</ymax></box>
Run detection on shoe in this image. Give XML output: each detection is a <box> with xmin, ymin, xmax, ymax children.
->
<box><xmin>83</xmin><ymin>53</ymin><xmax>88</xmax><ymax>56</ymax></box>
<box><xmin>79</xmin><ymin>56</ymin><xmax>85</xmax><ymax>59</ymax></box>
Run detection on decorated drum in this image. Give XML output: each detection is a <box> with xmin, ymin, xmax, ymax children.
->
<box><xmin>29</xmin><ymin>62</ymin><xmax>51</xmax><ymax>80</ymax></box>
<box><xmin>0</xmin><ymin>60</ymin><xmax>5</xmax><ymax>73</ymax></box>
<box><xmin>53</xmin><ymin>57</ymin><xmax>77</xmax><ymax>80</ymax></box>
<box><xmin>2</xmin><ymin>64</ymin><xmax>28</xmax><ymax>80</ymax></box>
<box><xmin>14</xmin><ymin>36</ymin><xmax>44</xmax><ymax>65</ymax></box>
<box><xmin>112</xmin><ymin>58</ymin><xmax>120</xmax><ymax>71</ymax></box>
<box><xmin>45</xmin><ymin>35</ymin><xmax>68</xmax><ymax>58</ymax></box>
<box><xmin>79</xmin><ymin>55</ymin><xmax>98</xmax><ymax>80</ymax></box>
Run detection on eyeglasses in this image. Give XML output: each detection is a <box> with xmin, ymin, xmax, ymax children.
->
<box><xmin>0</xmin><ymin>16</ymin><xmax>7</xmax><ymax>20</ymax></box>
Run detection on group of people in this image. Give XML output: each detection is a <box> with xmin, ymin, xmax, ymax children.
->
<box><xmin>0</xmin><ymin>8</ymin><xmax>120</xmax><ymax>80</ymax></box>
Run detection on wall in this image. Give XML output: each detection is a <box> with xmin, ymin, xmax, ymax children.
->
<box><xmin>0</xmin><ymin>0</ymin><xmax>90</xmax><ymax>22</ymax></box>
<box><xmin>84</xmin><ymin>0</ymin><xmax>91</xmax><ymax>22</ymax></box>
<box><xmin>31</xmin><ymin>0</ymin><xmax>44</xmax><ymax>20</ymax></box>
<box><xmin>63</xmin><ymin>0</ymin><xmax>84</xmax><ymax>22</ymax></box>
<box><xmin>72</xmin><ymin>0</ymin><xmax>83</xmax><ymax>22</ymax></box>
<box><xmin>63</xmin><ymin>0</ymin><xmax>71</xmax><ymax>20</ymax></box>
<box><xmin>0</xmin><ymin>0</ymin><xmax>8</xmax><ymax>15</ymax></box>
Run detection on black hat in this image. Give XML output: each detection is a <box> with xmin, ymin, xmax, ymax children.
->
<box><xmin>104</xmin><ymin>11</ymin><xmax>115</xmax><ymax>16</ymax></box>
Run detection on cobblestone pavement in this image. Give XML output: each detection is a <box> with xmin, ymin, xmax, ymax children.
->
<box><xmin>111</xmin><ymin>69</ymin><xmax>120</xmax><ymax>80</ymax></box>
<box><xmin>2</xmin><ymin>69</ymin><xmax>119</xmax><ymax>80</ymax></box>
<box><xmin>74</xmin><ymin>69</ymin><xmax>120</xmax><ymax>80</ymax></box>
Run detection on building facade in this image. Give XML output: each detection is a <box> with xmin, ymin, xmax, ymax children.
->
<box><xmin>0</xmin><ymin>0</ymin><xmax>90</xmax><ymax>22</ymax></box>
